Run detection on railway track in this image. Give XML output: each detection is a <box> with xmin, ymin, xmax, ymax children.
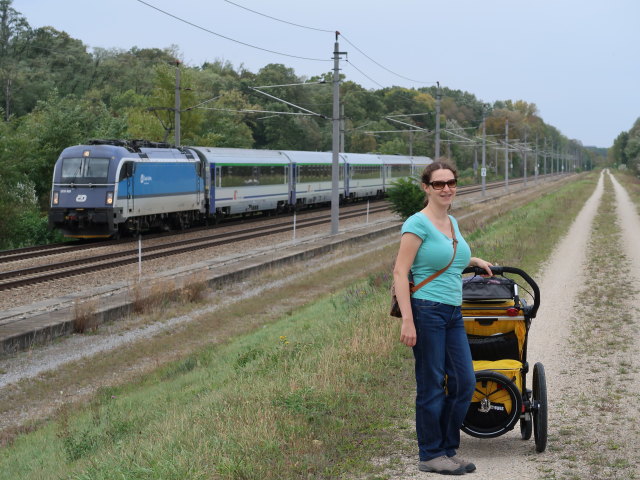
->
<box><xmin>0</xmin><ymin>204</ymin><xmax>389</xmax><ymax>291</ymax></box>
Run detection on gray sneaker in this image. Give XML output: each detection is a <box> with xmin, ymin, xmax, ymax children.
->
<box><xmin>449</xmin><ymin>454</ymin><xmax>476</xmax><ymax>473</ymax></box>
<box><xmin>418</xmin><ymin>456</ymin><xmax>466</xmax><ymax>475</ymax></box>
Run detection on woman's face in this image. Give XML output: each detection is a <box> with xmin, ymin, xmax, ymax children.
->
<box><xmin>423</xmin><ymin>168</ymin><xmax>457</xmax><ymax>208</ymax></box>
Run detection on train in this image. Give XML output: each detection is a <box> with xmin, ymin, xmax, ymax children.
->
<box><xmin>48</xmin><ymin>139</ymin><xmax>432</xmax><ymax>239</ymax></box>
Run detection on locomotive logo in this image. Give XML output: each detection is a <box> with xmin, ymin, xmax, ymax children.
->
<box><xmin>140</xmin><ymin>174</ymin><xmax>153</xmax><ymax>185</ymax></box>
<box><xmin>75</xmin><ymin>194</ymin><xmax>87</xmax><ymax>202</ymax></box>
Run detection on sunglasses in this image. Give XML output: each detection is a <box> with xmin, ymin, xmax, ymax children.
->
<box><xmin>428</xmin><ymin>179</ymin><xmax>457</xmax><ymax>190</ymax></box>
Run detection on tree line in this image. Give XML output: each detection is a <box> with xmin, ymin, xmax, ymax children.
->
<box><xmin>0</xmin><ymin>0</ymin><xmax>606</xmax><ymax>249</ymax></box>
<box><xmin>609</xmin><ymin>118</ymin><xmax>640</xmax><ymax>174</ymax></box>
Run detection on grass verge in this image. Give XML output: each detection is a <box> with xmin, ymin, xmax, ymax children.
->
<box><xmin>613</xmin><ymin>170</ymin><xmax>640</xmax><ymax>210</ymax></box>
<box><xmin>0</xmin><ymin>174</ymin><xmax>597</xmax><ymax>479</ymax></box>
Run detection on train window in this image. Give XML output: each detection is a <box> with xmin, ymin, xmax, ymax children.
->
<box><xmin>255</xmin><ymin>165</ymin><xmax>286</xmax><ymax>185</ymax></box>
<box><xmin>60</xmin><ymin>157</ymin><xmax>110</xmax><ymax>184</ymax></box>
<box><xmin>352</xmin><ymin>165</ymin><xmax>381</xmax><ymax>180</ymax></box>
<box><xmin>219</xmin><ymin>165</ymin><xmax>286</xmax><ymax>186</ymax></box>
<box><xmin>194</xmin><ymin>161</ymin><xmax>203</xmax><ymax>177</ymax></box>
<box><xmin>298</xmin><ymin>164</ymin><xmax>336</xmax><ymax>183</ymax></box>
<box><xmin>389</xmin><ymin>165</ymin><xmax>413</xmax><ymax>178</ymax></box>
<box><xmin>220</xmin><ymin>166</ymin><xmax>255</xmax><ymax>187</ymax></box>
<box><xmin>60</xmin><ymin>158</ymin><xmax>83</xmax><ymax>181</ymax></box>
<box><xmin>85</xmin><ymin>158</ymin><xmax>110</xmax><ymax>181</ymax></box>
<box><xmin>118</xmin><ymin>161</ymin><xmax>135</xmax><ymax>182</ymax></box>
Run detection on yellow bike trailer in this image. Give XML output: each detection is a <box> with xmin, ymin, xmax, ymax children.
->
<box><xmin>460</xmin><ymin>266</ymin><xmax>547</xmax><ymax>453</ymax></box>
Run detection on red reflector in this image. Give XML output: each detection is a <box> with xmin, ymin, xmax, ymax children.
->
<box><xmin>506</xmin><ymin>307</ymin><xmax>520</xmax><ymax>316</ymax></box>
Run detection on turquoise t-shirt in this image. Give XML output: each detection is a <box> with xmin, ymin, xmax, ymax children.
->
<box><xmin>400</xmin><ymin>212</ymin><xmax>472</xmax><ymax>306</ymax></box>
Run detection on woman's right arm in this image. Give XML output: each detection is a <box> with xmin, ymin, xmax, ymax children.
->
<box><xmin>393</xmin><ymin>232</ymin><xmax>422</xmax><ymax>347</ymax></box>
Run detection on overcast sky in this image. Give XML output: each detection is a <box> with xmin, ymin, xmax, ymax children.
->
<box><xmin>12</xmin><ymin>0</ymin><xmax>640</xmax><ymax>148</ymax></box>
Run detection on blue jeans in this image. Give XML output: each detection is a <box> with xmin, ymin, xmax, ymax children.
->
<box><xmin>411</xmin><ymin>298</ymin><xmax>475</xmax><ymax>461</ymax></box>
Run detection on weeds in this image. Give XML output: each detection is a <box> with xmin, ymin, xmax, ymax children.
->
<box><xmin>72</xmin><ymin>300</ymin><xmax>98</xmax><ymax>333</ymax></box>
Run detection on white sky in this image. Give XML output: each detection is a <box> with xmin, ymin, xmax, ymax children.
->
<box><xmin>12</xmin><ymin>0</ymin><xmax>640</xmax><ymax>148</ymax></box>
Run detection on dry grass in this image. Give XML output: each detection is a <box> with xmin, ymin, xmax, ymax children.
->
<box><xmin>72</xmin><ymin>300</ymin><xmax>98</xmax><ymax>334</ymax></box>
<box><xmin>130</xmin><ymin>278</ymin><xmax>177</xmax><ymax>315</ymax></box>
<box><xmin>178</xmin><ymin>272</ymin><xmax>208</xmax><ymax>304</ymax></box>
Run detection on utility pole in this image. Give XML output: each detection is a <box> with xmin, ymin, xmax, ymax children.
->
<box><xmin>409</xmin><ymin>130</ymin><xmax>413</xmax><ymax>157</ymax></box>
<box><xmin>174</xmin><ymin>60</ymin><xmax>181</xmax><ymax>147</ymax></box>
<box><xmin>435</xmin><ymin>82</ymin><xmax>441</xmax><ymax>160</ymax></box>
<box><xmin>523</xmin><ymin>129</ymin><xmax>528</xmax><ymax>187</ymax></box>
<box><xmin>481</xmin><ymin>114</ymin><xmax>486</xmax><ymax>196</ymax></box>
<box><xmin>534</xmin><ymin>133</ymin><xmax>540</xmax><ymax>185</ymax></box>
<box><xmin>543</xmin><ymin>137</ymin><xmax>547</xmax><ymax>176</ymax></box>
<box><xmin>331</xmin><ymin>33</ymin><xmax>345</xmax><ymax>235</ymax></box>
<box><xmin>340</xmin><ymin>102</ymin><xmax>345</xmax><ymax>152</ymax></box>
<box><xmin>504</xmin><ymin>119</ymin><xmax>509</xmax><ymax>190</ymax></box>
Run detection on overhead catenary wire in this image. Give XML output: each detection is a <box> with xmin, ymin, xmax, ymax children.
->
<box><xmin>196</xmin><ymin>107</ymin><xmax>318</xmax><ymax>116</ymax></box>
<box><xmin>223</xmin><ymin>0</ymin><xmax>334</xmax><ymax>33</ymax></box>
<box><xmin>339</xmin><ymin>34</ymin><xmax>437</xmax><ymax>85</ymax></box>
<box><xmin>134</xmin><ymin>0</ymin><xmax>329</xmax><ymax>62</ymax></box>
<box><xmin>343</xmin><ymin>58</ymin><xmax>386</xmax><ymax>89</ymax></box>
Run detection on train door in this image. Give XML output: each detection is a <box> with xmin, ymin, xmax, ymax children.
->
<box><xmin>210</xmin><ymin>164</ymin><xmax>218</xmax><ymax>215</ymax></box>
<box><xmin>122</xmin><ymin>161</ymin><xmax>135</xmax><ymax>213</ymax></box>
<box><xmin>344</xmin><ymin>161</ymin><xmax>350</xmax><ymax>198</ymax></box>
<box><xmin>195</xmin><ymin>161</ymin><xmax>202</xmax><ymax>205</ymax></box>
<box><xmin>289</xmin><ymin>163</ymin><xmax>297</xmax><ymax>207</ymax></box>
<box><xmin>383</xmin><ymin>164</ymin><xmax>389</xmax><ymax>191</ymax></box>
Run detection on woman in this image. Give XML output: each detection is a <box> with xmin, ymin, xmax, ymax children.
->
<box><xmin>393</xmin><ymin>161</ymin><xmax>493</xmax><ymax>475</ymax></box>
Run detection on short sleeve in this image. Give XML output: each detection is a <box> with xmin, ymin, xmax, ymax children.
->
<box><xmin>401</xmin><ymin>213</ymin><xmax>428</xmax><ymax>240</ymax></box>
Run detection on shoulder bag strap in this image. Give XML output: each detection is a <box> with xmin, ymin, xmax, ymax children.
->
<box><xmin>410</xmin><ymin>219</ymin><xmax>458</xmax><ymax>294</ymax></box>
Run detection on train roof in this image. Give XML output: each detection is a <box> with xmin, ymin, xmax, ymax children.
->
<box><xmin>338</xmin><ymin>152</ymin><xmax>382</xmax><ymax>165</ymax></box>
<box><xmin>280</xmin><ymin>150</ymin><xmax>342</xmax><ymax>164</ymax></box>
<box><xmin>377</xmin><ymin>154</ymin><xmax>432</xmax><ymax>166</ymax></box>
<box><xmin>189</xmin><ymin>147</ymin><xmax>288</xmax><ymax>164</ymax></box>
<box><xmin>59</xmin><ymin>144</ymin><xmax>134</xmax><ymax>159</ymax></box>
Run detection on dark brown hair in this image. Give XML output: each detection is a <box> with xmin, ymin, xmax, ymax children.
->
<box><xmin>421</xmin><ymin>161</ymin><xmax>457</xmax><ymax>207</ymax></box>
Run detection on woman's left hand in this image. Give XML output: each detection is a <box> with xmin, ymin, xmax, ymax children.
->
<box><xmin>470</xmin><ymin>257</ymin><xmax>493</xmax><ymax>276</ymax></box>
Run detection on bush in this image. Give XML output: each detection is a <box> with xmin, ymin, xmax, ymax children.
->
<box><xmin>386</xmin><ymin>176</ymin><xmax>424</xmax><ymax>220</ymax></box>
<box><xmin>0</xmin><ymin>179</ymin><xmax>64</xmax><ymax>249</ymax></box>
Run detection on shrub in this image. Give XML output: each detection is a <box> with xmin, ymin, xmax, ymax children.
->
<box><xmin>386</xmin><ymin>176</ymin><xmax>424</xmax><ymax>220</ymax></box>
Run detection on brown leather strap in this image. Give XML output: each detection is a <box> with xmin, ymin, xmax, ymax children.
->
<box><xmin>410</xmin><ymin>219</ymin><xmax>458</xmax><ymax>294</ymax></box>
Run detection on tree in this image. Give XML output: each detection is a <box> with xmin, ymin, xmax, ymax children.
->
<box><xmin>13</xmin><ymin>26</ymin><xmax>93</xmax><ymax>117</ymax></box>
<box><xmin>12</xmin><ymin>91</ymin><xmax>126</xmax><ymax>207</ymax></box>
<box><xmin>0</xmin><ymin>0</ymin><xmax>29</xmax><ymax>119</ymax></box>
<box><xmin>195</xmin><ymin>89</ymin><xmax>255</xmax><ymax>148</ymax></box>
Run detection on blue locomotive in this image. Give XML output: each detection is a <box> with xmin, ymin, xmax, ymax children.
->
<box><xmin>49</xmin><ymin>140</ymin><xmax>431</xmax><ymax>239</ymax></box>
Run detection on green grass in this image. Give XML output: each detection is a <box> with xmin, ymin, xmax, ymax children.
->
<box><xmin>2</xmin><ymin>283</ymin><xmax>413</xmax><ymax>479</ymax></box>
<box><xmin>0</xmin><ymin>174</ymin><xmax>598</xmax><ymax>479</ymax></box>
<box><xmin>613</xmin><ymin>170</ymin><xmax>640</xmax><ymax>210</ymax></box>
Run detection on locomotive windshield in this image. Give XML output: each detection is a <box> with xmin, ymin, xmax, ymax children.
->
<box><xmin>59</xmin><ymin>157</ymin><xmax>110</xmax><ymax>184</ymax></box>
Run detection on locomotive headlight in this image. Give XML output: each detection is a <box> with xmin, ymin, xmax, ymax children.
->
<box><xmin>105</xmin><ymin>191</ymin><xmax>114</xmax><ymax>205</ymax></box>
<box><xmin>52</xmin><ymin>191</ymin><xmax>59</xmax><ymax>205</ymax></box>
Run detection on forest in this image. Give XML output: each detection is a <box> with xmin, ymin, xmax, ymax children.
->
<box><xmin>0</xmin><ymin>0</ymin><xmax>612</xmax><ymax>249</ymax></box>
